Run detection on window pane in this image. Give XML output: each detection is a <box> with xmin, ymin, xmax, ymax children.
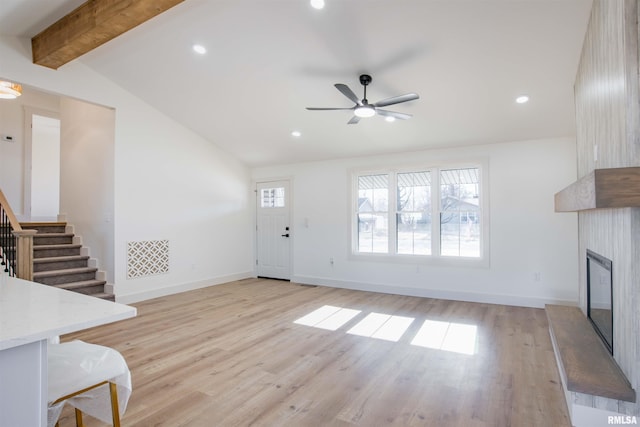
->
<box><xmin>358</xmin><ymin>175</ymin><xmax>388</xmax><ymax>211</ymax></box>
<box><xmin>261</xmin><ymin>187</ymin><xmax>285</xmax><ymax>208</ymax></box>
<box><xmin>397</xmin><ymin>172</ymin><xmax>431</xmax><ymax>255</ymax></box>
<box><xmin>397</xmin><ymin>172</ymin><xmax>430</xmax><ymax>211</ymax></box>
<box><xmin>440</xmin><ymin>168</ymin><xmax>480</xmax><ymax>257</ymax></box>
<box><xmin>358</xmin><ymin>174</ymin><xmax>389</xmax><ymax>253</ymax></box>
<box><xmin>358</xmin><ymin>213</ymin><xmax>388</xmax><ymax>253</ymax></box>
<box><xmin>397</xmin><ymin>213</ymin><xmax>431</xmax><ymax>255</ymax></box>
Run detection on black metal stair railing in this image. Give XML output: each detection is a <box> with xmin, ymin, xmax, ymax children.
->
<box><xmin>0</xmin><ymin>203</ymin><xmax>17</xmax><ymax>276</ymax></box>
<box><xmin>0</xmin><ymin>188</ymin><xmax>34</xmax><ymax>280</ymax></box>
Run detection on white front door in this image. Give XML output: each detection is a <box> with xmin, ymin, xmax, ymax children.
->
<box><xmin>256</xmin><ymin>180</ymin><xmax>291</xmax><ymax>280</ymax></box>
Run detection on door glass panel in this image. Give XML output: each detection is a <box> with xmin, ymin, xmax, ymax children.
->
<box><xmin>261</xmin><ymin>187</ymin><xmax>285</xmax><ymax>208</ymax></box>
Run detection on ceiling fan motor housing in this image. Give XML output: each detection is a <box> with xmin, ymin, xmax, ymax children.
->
<box><xmin>359</xmin><ymin>74</ymin><xmax>372</xmax><ymax>86</ymax></box>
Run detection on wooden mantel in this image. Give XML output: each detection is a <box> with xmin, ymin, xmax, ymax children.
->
<box><xmin>554</xmin><ymin>167</ymin><xmax>640</xmax><ymax>212</ymax></box>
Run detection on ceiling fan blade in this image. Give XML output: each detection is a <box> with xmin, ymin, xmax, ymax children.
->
<box><xmin>376</xmin><ymin>109</ymin><xmax>412</xmax><ymax>120</ymax></box>
<box><xmin>306</xmin><ymin>107</ymin><xmax>355</xmax><ymax>110</ymax></box>
<box><xmin>347</xmin><ymin>116</ymin><xmax>361</xmax><ymax>125</ymax></box>
<box><xmin>335</xmin><ymin>83</ymin><xmax>362</xmax><ymax>105</ymax></box>
<box><xmin>373</xmin><ymin>93</ymin><xmax>419</xmax><ymax>108</ymax></box>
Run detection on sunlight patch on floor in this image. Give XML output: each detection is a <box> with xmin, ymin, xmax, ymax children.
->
<box><xmin>294</xmin><ymin>306</ymin><xmax>478</xmax><ymax>353</ymax></box>
<box><xmin>411</xmin><ymin>320</ymin><xmax>478</xmax><ymax>355</ymax></box>
<box><xmin>347</xmin><ymin>313</ymin><xmax>414</xmax><ymax>342</ymax></box>
<box><xmin>293</xmin><ymin>305</ymin><xmax>361</xmax><ymax>331</ymax></box>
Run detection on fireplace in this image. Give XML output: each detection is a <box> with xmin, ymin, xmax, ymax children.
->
<box><xmin>586</xmin><ymin>249</ymin><xmax>613</xmax><ymax>354</ymax></box>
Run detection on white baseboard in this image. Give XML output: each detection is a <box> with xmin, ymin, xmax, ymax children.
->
<box><xmin>115</xmin><ymin>271</ymin><xmax>254</xmax><ymax>304</ymax></box>
<box><xmin>292</xmin><ymin>275</ymin><xmax>577</xmax><ymax>308</ymax></box>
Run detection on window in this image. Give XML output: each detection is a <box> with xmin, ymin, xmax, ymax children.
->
<box><xmin>440</xmin><ymin>168</ymin><xmax>480</xmax><ymax>257</ymax></box>
<box><xmin>397</xmin><ymin>171</ymin><xmax>431</xmax><ymax>255</ymax></box>
<box><xmin>357</xmin><ymin>174</ymin><xmax>388</xmax><ymax>253</ymax></box>
<box><xmin>353</xmin><ymin>166</ymin><xmax>484</xmax><ymax>260</ymax></box>
<box><xmin>260</xmin><ymin>187</ymin><xmax>285</xmax><ymax>208</ymax></box>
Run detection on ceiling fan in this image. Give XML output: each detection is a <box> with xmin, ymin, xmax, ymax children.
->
<box><xmin>306</xmin><ymin>74</ymin><xmax>419</xmax><ymax>124</ymax></box>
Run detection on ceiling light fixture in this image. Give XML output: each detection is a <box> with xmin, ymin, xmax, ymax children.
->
<box><xmin>385</xmin><ymin>116</ymin><xmax>396</xmax><ymax>122</ymax></box>
<box><xmin>0</xmin><ymin>81</ymin><xmax>22</xmax><ymax>99</ymax></box>
<box><xmin>310</xmin><ymin>0</ymin><xmax>325</xmax><ymax>10</ymax></box>
<box><xmin>291</xmin><ymin>130</ymin><xmax>301</xmax><ymax>137</ymax></box>
<box><xmin>354</xmin><ymin>105</ymin><xmax>375</xmax><ymax>118</ymax></box>
<box><xmin>192</xmin><ymin>44</ymin><xmax>207</xmax><ymax>54</ymax></box>
<box><xmin>516</xmin><ymin>95</ymin><xmax>529</xmax><ymax>104</ymax></box>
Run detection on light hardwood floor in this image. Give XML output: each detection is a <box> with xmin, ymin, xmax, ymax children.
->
<box><xmin>57</xmin><ymin>278</ymin><xmax>570</xmax><ymax>426</ymax></box>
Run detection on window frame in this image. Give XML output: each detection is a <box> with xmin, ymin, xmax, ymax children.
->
<box><xmin>349</xmin><ymin>161</ymin><xmax>489</xmax><ymax>267</ymax></box>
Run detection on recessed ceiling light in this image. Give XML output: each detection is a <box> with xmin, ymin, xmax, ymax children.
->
<box><xmin>516</xmin><ymin>95</ymin><xmax>529</xmax><ymax>104</ymax></box>
<box><xmin>310</xmin><ymin>0</ymin><xmax>325</xmax><ymax>10</ymax></box>
<box><xmin>291</xmin><ymin>131</ymin><xmax>302</xmax><ymax>137</ymax></box>
<box><xmin>192</xmin><ymin>44</ymin><xmax>207</xmax><ymax>54</ymax></box>
<box><xmin>385</xmin><ymin>116</ymin><xmax>396</xmax><ymax>122</ymax></box>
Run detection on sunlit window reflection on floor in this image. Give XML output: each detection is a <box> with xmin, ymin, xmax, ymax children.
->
<box><xmin>411</xmin><ymin>320</ymin><xmax>478</xmax><ymax>355</ymax></box>
<box><xmin>293</xmin><ymin>305</ymin><xmax>361</xmax><ymax>331</ymax></box>
<box><xmin>347</xmin><ymin>313</ymin><xmax>414</xmax><ymax>342</ymax></box>
<box><xmin>294</xmin><ymin>307</ymin><xmax>478</xmax><ymax>353</ymax></box>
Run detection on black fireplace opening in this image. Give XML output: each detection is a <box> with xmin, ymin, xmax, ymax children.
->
<box><xmin>587</xmin><ymin>249</ymin><xmax>613</xmax><ymax>354</ymax></box>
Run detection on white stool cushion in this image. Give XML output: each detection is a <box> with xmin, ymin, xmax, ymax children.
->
<box><xmin>47</xmin><ymin>340</ymin><xmax>132</xmax><ymax>427</ymax></box>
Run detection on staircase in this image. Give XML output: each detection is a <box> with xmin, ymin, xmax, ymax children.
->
<box><xmin>21</xmin><ymin>222</ymin><xmax>115</xmax><ymax>301</ymax></box>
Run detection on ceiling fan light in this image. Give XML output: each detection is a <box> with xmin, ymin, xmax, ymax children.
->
<box><xmin>310</xmin><ymin>0</ymin><xmax>325</xmax><ymax>9</ymax></box>
<box><xmin>0</xmin><ymin>81</ymin><xmax>22</xmax><ymax>99</ymax></box>
<box><xmin>354</xmin><ymin>105</ymin><xmax>375</xmax><ymax>118</ymax></box>
<box><xmin>192</xmin><ymin>44</ymin><xmax>207</xmax><ymax>54</ymax></box>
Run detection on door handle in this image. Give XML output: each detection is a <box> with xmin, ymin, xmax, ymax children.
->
<box><xmin>281</xmin><ymin>233</ymin><xmax>290</xmax><ymax>237</ymax></box>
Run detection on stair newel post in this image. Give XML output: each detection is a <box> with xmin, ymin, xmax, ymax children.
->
<box><xmin>12</xmin><ymin>229</ymin><xmax>37</xmax><ymax>281</ymax></box>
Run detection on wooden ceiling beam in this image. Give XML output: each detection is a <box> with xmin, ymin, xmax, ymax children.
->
<box><xmin>31</xmin><ymin>0</ymin><xmax>184</xmax><ymax>70</ymax></box>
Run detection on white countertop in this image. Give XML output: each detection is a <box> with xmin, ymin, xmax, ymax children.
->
<box><xmin>0</xmin><ymin>275</ymin><xmax>136</xmax><ymax>351</ymax></box>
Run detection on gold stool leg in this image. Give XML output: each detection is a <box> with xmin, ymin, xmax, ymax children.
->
<box><xmin>75</xmin><ymin>408</ymin><xmax>84</xmax><ymax>427</ymax></box>
<box><xmin>109</xmin><ymin>382</ymin><xmax>121</xmax><ymax>427</ymax></box>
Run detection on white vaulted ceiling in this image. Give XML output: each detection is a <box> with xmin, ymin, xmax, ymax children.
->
<box><xmin>0</xmin><ymin>0</ymin><xmax>593</xmax><ymax>166</ymax></box>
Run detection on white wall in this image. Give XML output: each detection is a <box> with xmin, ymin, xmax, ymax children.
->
<box><xmin>0</xmin><ymin>35</ymin><xmax>253</xmax><ymax>302</ymax></box>
<box><xmin>59</xmin><ymin>97</ymin><xmax>115</xmax><ymax>281</ymax></box>
<box><xmin>253</xmin><ymin>137</ymin><xmax>579</xmax><ymax>308</ymax></box>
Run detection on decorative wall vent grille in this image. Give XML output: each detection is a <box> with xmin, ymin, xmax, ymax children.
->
<box><xmin>127</xmin><ymin>240</ymin><xmax>169</xmax><ymax>279</ymax></box>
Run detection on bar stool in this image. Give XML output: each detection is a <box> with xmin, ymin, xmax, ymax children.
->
<box><xmin>47</xmin><ymin>340</ymin><xmax>132</xmax><ymax>427</ymax></box>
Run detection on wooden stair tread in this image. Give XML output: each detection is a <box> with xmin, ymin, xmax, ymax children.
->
<box><xmin>32</xmin><ymin>233</ymin><xmax>74</xmax><ymax>238</ymax></box>
<box><xmin>546</xmin><ymin>304</ymin><xmax>636</xmax><ymax>402</ymax></box>
<box><xmin>33</xmin><ymin>244</ymin><xmax>82</xmax><ymax>250</ymax></box>
<box><xmin>33</xmin><ymin>255</ymin><xmax>89</xmax><ymax>263</ymax></box>
<box><xmin>55</xmin><ymin>279</ymin><xmax>107</xmax><ymax>289</ymax></box>
<box><xmin>20</xmin><ymin>222</ymin><xmax>67</xmax><ymax>227</ymax></box>
<box><xmin>33</xmin><ymin>267</ymin><xmax>98</xmax><ymax>278</ymax></box>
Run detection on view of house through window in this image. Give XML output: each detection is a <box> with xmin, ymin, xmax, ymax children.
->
<box><xmin>440</xmin><ymin>168</ymin><xmax>480</xmax><ymax>257</ymax></box>
<box><xmin>355</xmin><ymin>166</ymin><xmax>482</xmax><ymax>258</ymax></box>
<box><xmin>357</xmin><ymin>174</ymin><xmax>389</xmax><ymax>253</ymax></box>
